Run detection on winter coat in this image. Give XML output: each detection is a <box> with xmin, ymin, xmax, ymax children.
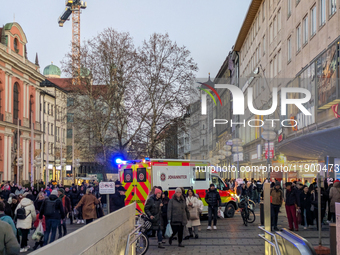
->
<box><xmin>0</xmin><ymin>220</ymin><xmax>20</xmax><ymax>255</ymax></box>
<box><xmin>329</xmin><ymin>182</ymin><xmax>340</xmax><ymax>213</ymax></box>
<box><xmin>0</xmin><ymin>214</ymin><xmax>16</xmax><ymax>235</ymax></box>
<box><xmin>161</xmin><ymin>196</ymin><xmax>170</xmax><ymax>217</ymax></box>
<box><xmin>300</xmin><ymin>192</ymin><xmax>312</xmax><ymax>210</ymax></box>
<box><xmin>75</xmin><ymin>194</ymin><xmax>100</xmax><ymax>220</ymax></box>
<box><xmin>59</xmin><ymin>195</ymin><xmax>72</xmax><ymax>216</ymax></box>
<box><xmin>34</xmin><ymin>199</ymin><xmax>44</xmax><ymax>212</ymax></box>
<box><xmin>285</xmin><ymin>188</ymin><xmax>300</xmax><ymax>207</ymax></box>
<box><xmin>270</xmin><ymin>188</ymin><xmax>283</xmax><ymax>206</ymax></box>
<box><xmin>70</xmin><ymin>189</ymin><xmax>80</xmax><ymax>208</ymax></box>
<box><xmin>110</xmin><ymin>193</ymin><xmax>126</xmax><ymax>212</ymax></box>
<box><xmin>0</xmin><ymin>189</ymin><xmax>10</xmax><ymax>202</ymax></box>
<box><xmin>311</xmin><ymin>189</ymin><xmax>328</xmax><ymax>209</ymax></box>
<box><xmin>167</xmin><ymin>195</ymin><xmax>189</xmax><ymax>226</ymax></box>
<box><xmin>15</xmin><ymin>198</ymin><xmax>37</xmax><ymax>230</ymax></box>
<box><xmin>39</xmin><ymin>194</ymin><xmax>65</xmax><ymax>220</ymax></box>
<box><xmin>144</xmin><ymin>195</ymin><xmax>163</xmax><ymax>230</ymax></box>
<box><xmin>205</xmin><ymin>189</ymin><xmax>221</xmax><ymax>207</ymax></box>
<box><xmin>4</xmin><ymin>202</ymin><xmax>14</xmax><ymax>218</ymax></box>
<box><xmin>186</xmin><ymin>196</ymin><xmax>201</xmax><ymax>227</ymax></box>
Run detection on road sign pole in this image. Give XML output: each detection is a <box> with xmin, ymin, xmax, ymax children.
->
<box><xmin>107</xmin><ymin>194</ymin><xmax>110</xmax><ymax>214</ymax></box>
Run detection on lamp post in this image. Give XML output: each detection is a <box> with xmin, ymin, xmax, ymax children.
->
<box><xmin>261</xmin><ymin>121</ymin><xmax>277</xmax><ymax>180</ymax></box>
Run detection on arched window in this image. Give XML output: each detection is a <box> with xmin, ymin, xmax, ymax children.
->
<box><xmin>13</xmin><ymin>83</ymin><xmax>19</xmax><ymax>120</ymax></box>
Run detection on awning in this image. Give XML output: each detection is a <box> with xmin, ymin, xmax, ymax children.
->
<box><xmin>277</xmin><ymin>126</ymin><xmax>340</xmax><ymax>160</ymax></box>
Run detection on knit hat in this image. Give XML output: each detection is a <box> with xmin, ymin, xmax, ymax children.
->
<box><xmin>210</xmin><ymin>183</ymin><xmax>215</xmax><ymax>188</ymax></box>
<box><xmin>115</xmin><ymin>180</ymin><xmax>121</xmax><ymax>186</ymax></box>
<box><xmin>175</xmin><ymin>187</ymin><xmax>182</xmax><ymax>193</ymax></box>
<box><xmin>58</xmin><ymin>188</ymin><xmax>65</xmax><ymax>195</ymax></box>
<box><xmin>154</xmin><ymin>188</ymin><xmax>162</xmax><ymax>194</ymax></box>
<box><xmin>117</xmin><ymin>186</ymin><xmax>127</xmax><ymax>192</ymax></box>
<box><xmin>51</xmin><ymin>190</ymin><xmax>58</xmax><ymax>196</ymax></box>
<box><xmin>163</xmin><ymin>191</ymin><xmax>168</xmax><ymax>197</ymax></box>
<box><xmin>275</xmin><ymin>181</ymin><xmax>281</xmax><ymax>186</ymax></box>
<box><xmin>334</xmin><ymin>180</ymin><xmax>340</xmax><ymax>183</ymax></box>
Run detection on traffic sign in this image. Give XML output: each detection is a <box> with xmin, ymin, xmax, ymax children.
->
<box><xmin>99</xmin><ymin>182</ymin><xmax>115</xmax><ymax>194</ymax></box>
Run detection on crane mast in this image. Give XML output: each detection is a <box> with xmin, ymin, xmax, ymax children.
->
<box><xmin>58</xmin><ymin>0</ymin><xmax>87</xmax><ymax>85</ymax></box>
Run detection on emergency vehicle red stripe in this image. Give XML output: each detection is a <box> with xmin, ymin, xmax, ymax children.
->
<box><xmin>152</xmin><ymin>162</ymin><xmax>168</xmax><ymax>166</ymax></box>
<box><xmin>182</xmin><ymin>162</ymin><xmax>189</xmax><ymax>166</ymax></box>
<box><xmin>139</xmin><ymin>182</ymin><xmax>149</xmax><ymax>196</ymax></box>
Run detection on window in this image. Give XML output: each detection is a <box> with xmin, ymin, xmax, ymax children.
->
<box><xmin>137</xmin><ymin>168</ymin><xmax>146</xmax><ymax>182</ymax></box>
<box><xmin>63</xmin><ymin>129</ymin><xmax>66</xmax><ymax>143</ymax></box>
<box><xmin>51</xmin><ymin>143</ymin><xmax>54</xmax><ymax>155</ymax></box>
<box><xmin>320</xmin><ymin>0</ymin><xmax>326</xmax><ymax>26</ymax></box>
<box><xmin>278</xmin><ymin>9</ymin><xmax>281</xmax><ymax>31</ymax></box>
<box><xmin>67</xmin><ymin>113</ymin><xmax>74</xmax><ymax>123</ymax></box>
<box><xmin>330</xmin><ymin>0</ymin><xmax>336</xmax><ymax>16</ymax></box>
<box><xmin>262</xmin><ymin>0</ymin><xmax>265</xmax><ymax>21</ymax></box>
<box><xmin>303</xmin><ymin>16</ymin><xmax>308</xmax><ymax>44</ymax></box>
<box><xmin>288</xmin><ymin>0</ymin><xmax>291</xmax><ymax>17</ymax></box>
<box><xmin>44</xmin><ymin>102</ymin><xmax>46</xmax><ymax>113</ymax></box>
<box><xmin>67</xmin><ymin>129</ymin><xmax>73</xmax><ymax>138</ymax></box>
<box><xmin>311</xmin><ymin>6</ymin><xmax>317</xmax><ymax>36</ymax></box>
<box><xmin>270</xmin><ymin>23</ymin><xmax>273</xmax><ymax>43</ymax></box>
<box><xmin>278</xmin><ymin>50</ymin><xmax>282</xmax><ymax>72</ymax></box>
<box><xmin>51</xmin><ymin>124</ymin><xmax>53</xmax><ymax>135</ymax></box>
<box><xmin>57</xmin><ymin>127</ymin><xmax>60</xmax><ymax>142</ymax></box>
<box><xmin>67</xmin><ymin>98</ymin><xmax>74</xmax><ymax>107</ymax></box>
<box><xmin>51</xmin><ymin>105</ymin><xmax>53</xmax><ymax>116</ymax></box>
<box><xmin>124</xmin><ymin>169</ymin><xmax>133</xmax><ymax>183</ymax></box>
<box><xmin>297</xmin><ymin>24</ymin><xmax>301</xmax><ymax>51</ymax></box>
<box><xmin>193</xmin><ymin>167</ymin><xmax>206</xmax><ymax>181</ymax></box>
<box><xmin>14</xmin><ymin>38</ymin><xmax>19</xmax><ymax>53</ymax></box>
<box><xmin>211</xmin><ymin>176</ymin><xmax>227</xmax><ymax>190</ymax></box>
<box><xmin>263</xmin><ymin>36</ymin><xmax>266</xmax><ymax>55</ymax></box>
<box><xmin>273</xmin><ymin>16</ymin><xmax>277</xmax><ymax>38</ymax></box>
<box><xmin>48</xmin><ymin>104</ymin><xmax>50</xmax><ymax>115</ymax></box>
<box><xmin>13</xmin><ymin>83</ymin><xmax>19</xmax><ymax>120</ymax></box>
<box><xmin>288</xmin><ymin>37</ymin><xmax>292</xmax><ymax>62</ymax></box>
<box><xmin>48</xmin><ymin>123</ymin><xmax>50</xmax><ymax>135</ymax></box>
<box><xmin>67</xmin><ymin>146</ymin><xmax>72</xmax><ymax>156</ymax></box>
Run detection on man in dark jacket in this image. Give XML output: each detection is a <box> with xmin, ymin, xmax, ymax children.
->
<box><xmin>57</xmin><ymin>188</ymin><xmax>72</xmax><ymax>238</ymax></box>
<box><xmin>311</xmin><ymin>186</ymin><xmax>328</xmax><ymax>230</ymax></box>
<box><xmin>285</xmin><ymin>182</ymin><xmax>300</xmax><ymax>231</ymax></box>
<box><xmin>144</xmin><ymin>188</ymin><xmax>164</xmax><ymax>249</ymax></box>
<box><xmin>110</xmin><ymin>186</ymin><xmax>126</xmax><ymax>212</ymax></box>
<box><xmin>39</xmin><ymin>190</ymin><xmax>65</xmax><ymax>246</ymax></box>
<box><xmin>205</xmin><ymin>184</ymin><xmax>221</xmax><ymax>230</ymax></box>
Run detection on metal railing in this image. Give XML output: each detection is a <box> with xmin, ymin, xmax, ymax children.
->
<box><xmin>258</xmin><ymin>226</ymin><xmax>281</xmax><ymax>255</ymax></box>
<box><xmin>124</xmin><ymin>224</ymin><xmax>143</xmax><ymax>255</ymax></box>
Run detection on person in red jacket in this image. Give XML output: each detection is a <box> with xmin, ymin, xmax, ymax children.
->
<box><xmin>33</xmin><ymin>213</ymin><xmax>46</xmax><ymax>250</ymax></box>
<box><xmin>57</xmin><ymin>188</ymin><xmax>71</xmax><ymax>238</ymax></box>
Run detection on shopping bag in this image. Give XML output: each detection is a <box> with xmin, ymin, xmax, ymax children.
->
<box><xmin>164</xmin><ymin>222</ymin><xmax>173</xmax><ymax>238</ymax></box>
<box><xmin>32</xmin><ymin>221</ymin><xmax>44</xmax><ymax>241</ymax></box>
<box><xmin>218</xmin><ymin>208</ymin><xmax>224</xmax><ymax>218</ymax></box>
<box><xmin>189</xmin><ymin>207</ymin><xmax>199</xmax><ymax>220</ymax></box>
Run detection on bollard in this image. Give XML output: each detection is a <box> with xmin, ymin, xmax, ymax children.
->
<box><xmin>330</xmin><ymin>223</ymin><xmax>336</xmax><ymax>255</ymax></box>
<box><xmin>260</xmin><ymin>202</ymin><xmax>264</xmax><ymax>225</ymax></box>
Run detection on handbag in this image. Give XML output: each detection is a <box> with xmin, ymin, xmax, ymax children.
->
<box><xmin>96</xmin><ymin>203</ymin><xmax>104</xmax><ymax>218</ymax></box>
<box><xmin>164</xmin><ymin>222</ymin><xmax>173</xmax><ymax>238</ymax></box>
<box><xmin>218</xmin><ymin>208</ymin><xmax>224</xmax><ymax>218</ymax></box>
<box><xmin>189</xmin><ymin>207</ymin><xmax>199</xmax><ymax>220</ymax></box>
<box><xmin>32</xmin><ymin>221</ymin><xmax>44</xmax><ymax>242</ymax></box>
<box><xmin>297</xmin><ymin>209</ymin><xmax>302</xmax><ymax>224</ymax></box>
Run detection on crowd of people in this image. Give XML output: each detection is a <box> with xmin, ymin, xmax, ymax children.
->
<box><xmin>0</xmin><ymin>180</ymin><xmax>108</xmax><ymax>254</ymax></box>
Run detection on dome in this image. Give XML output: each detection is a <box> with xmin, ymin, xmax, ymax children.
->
<box><xmin>43</xmin><ymin>62</ymin><xmax>61</xmax><ymax>78</ymax></box>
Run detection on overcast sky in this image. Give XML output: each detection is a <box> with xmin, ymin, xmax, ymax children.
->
<box><xmin>1</xmin><ymin>0</ymin><xmax>251</xmax><ymax>78</ymax></box>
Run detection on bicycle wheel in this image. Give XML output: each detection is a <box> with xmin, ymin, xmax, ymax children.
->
<box><xmin>136</xmin><ymin>232</ymin><xmax>149</xmax><ymax>255</ymax></box>
<box><xmin>246</xmin><ymin>209</ymin><xmax>256</xmax><ymax>223</ymax></box>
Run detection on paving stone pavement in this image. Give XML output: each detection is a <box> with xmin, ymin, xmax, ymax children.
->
<box><xmin>146</xmin><ymin>206</ymin><xmax>331</xmax><ymax>255</ymax></box>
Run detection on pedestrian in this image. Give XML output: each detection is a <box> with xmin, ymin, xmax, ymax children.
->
<box><xmin>300</xmin><ymin>185</ymin><xmax>312</xmax><ymax>229</ymax></box>
<box><xmin>110</xmin><ymin>186</ymin><xmax>126</xmax><ymax>213</ymax></box>
<box><xmin>34</xmin><ymin>192</ymin><xmax>45</xmax><ymax>212</ymax></box>
<box><xmin>0</xmin><ymin>220</ymin><xmax>20</xmax><ymax>255</ymax></box>
<box><xmin>144</xmin><ymin>188</ymin><xmax>165</xmax><ymax>249</ymax></box>
<box><xmin>205</xmin><ymin>184</ymin><xmax>221</xmax><ymax>230</ymax></box>
<box><xmin>39</xmin><ymin>189</ymin><xmax>65</xmax><ymax>246</ymax></box>
<box><xmin>0</xmin><ymin>201</ymin><xmax>16</xmax><ymax>235</ymax></box>
<box><xmin>184</xmin><ymin>188</ymin><xmax>201</xmax><ymax>239</ymax></box>
<box><xmin>270</xmin><ymin>182</ymin><xmax>283</xmax><ymax>231</ymax></box>
<box><xmin>6</xmin><ymin>195</ymin><xmax>18</xmax><ymax>219</ymax></box>
<box><xmin>77</xmin><ymin>186</ymin><xmax>86</xmax><ymax>224</ymax></box>
<box><xmin>329</xmin><ymin>179</ymin><xmax>340</xmax><ymax>223</ymax></box>
<box><xmin>168</xmin><ymin>187</ymin><xmax>189</xmax><ymax>248</ymax></box>
<box><xmin>161</xmin><ymin>191</ymin><xmax>170</xmax><ymax>238</ymax></box>
<box><xmin>285</xmin><ymin>182</ymin><xmax>300</xmax><ymax>231</ymax></box>
<box><xmin>75</xmin><ymin>188</ymin><xmax>101</xmax><ymax>224</ymax></box>
<box><xmin>57</xmin><ymin>188</ymin><xmax>71</xmax><ymax>238</ymax></box>
<box><xmin>311</xmin><ymin>185</ymin><xmax>328</xmax><ymax>230</ymax></box>
<box><xmin>15</xmin><ymin>192</ymin><xmax>36</xmax><ymax>252</ymax></box>
<box><xmin>257</xmin><ymin>180</ymin><xmax>263</xmax><ymax>203</ymax></box>
<box><xmin>70</xmin><ymin>186</ymin><xmax>79</xmax><ymax>224</ymax></box>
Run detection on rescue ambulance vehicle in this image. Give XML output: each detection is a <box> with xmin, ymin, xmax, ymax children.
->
<box><xmin>118</xmin><ymin>158</ymin><xmax>238</xmax><ymax>218</ymax></box>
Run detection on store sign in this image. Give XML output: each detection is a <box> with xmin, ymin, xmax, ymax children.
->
<box><xmin>233</xmin><ymin>152</ymin><xmax>243</xmax><ymax>162</ymax></box>
<box><xmin>66</xmin><ymin>165</ymin><xmax>72</xmax><ymax>171</ymax></box>
<box><xmin>265</xmin><ymin>142</ymin><xmax>274</xmax><ymax>159</ymax></box>
<box><xmin>251</xmin><ymin>153</ymin><xmax>258</xmax><ymax>160</ymax></box>
<box><xmin>48</xmin><ymin>164</ymin><xmax>53</xmax><ymax>170</ymax></box>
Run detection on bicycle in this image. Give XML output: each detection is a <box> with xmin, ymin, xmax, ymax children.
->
<box><xmin>239</xmin><ymin>196</ymin><xmax>256</xmax><ymax>226</ymax></box>
<box><xmin>135</xmin><ymin>209</ymin><xmax>152</xmax><ymax>255</ymax></box>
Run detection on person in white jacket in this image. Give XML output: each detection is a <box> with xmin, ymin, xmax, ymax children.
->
<box><xmin>184</xmin><ymin>189</ymin><xmax>202</xmax><ymax>239</ymax></box>
<box><xmin>15</xmin><ymin>193</ymin><xmax>36</xmax><ymax>253</ymax></box>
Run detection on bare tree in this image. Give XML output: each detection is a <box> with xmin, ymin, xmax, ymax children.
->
<box><xmin>135</xmin><ymin>33</ymin><xmax>198</xmax><ymax>157</ymax></box>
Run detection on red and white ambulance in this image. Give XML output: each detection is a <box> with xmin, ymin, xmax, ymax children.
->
<box><xmin>118</xmin><ymin>158</ymin><xmax>238</xmax><ymax>218</ymax></box>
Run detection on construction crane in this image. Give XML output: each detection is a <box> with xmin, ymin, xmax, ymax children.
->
<box><xmin>58</xmin><ymin>0</ymin><xmax>87</xmax><ymax>84</ymax></box>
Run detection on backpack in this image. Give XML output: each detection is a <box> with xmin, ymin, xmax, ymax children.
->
<box><xmin>44</xmin><ymin>199</ymin><xmax>58</xmax><ymax>216</ymax></box>
<box><xmin>16</xmin><ymin>205</ymin><xmax>30</xmax><ymax>220</ymax></box>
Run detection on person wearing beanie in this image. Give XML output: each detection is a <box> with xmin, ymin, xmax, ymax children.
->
<box><xmin>39</xmin><ymin>187</ymin><xmax>65</xmax><ymax>246</ymax></box>
<box><xmin>167</xmin><ymin>187</ymin><xmax>189</xmax><ymax>247</ymax></box>
<box><xmin>270</xmin><ymin>181</ymin><xmax>283</xmax><ymax>231</ymax></box>
<box><xmin>57</xmin><ymin>188</ymin><xmax>71</xmax><ymax>238</ymax></box>
<box><xmin>205</xmin><ymin>184</ymin><xmax>221</xmax><ymax>230</ymax></box>
<box><xmin>144</xmin><ymin>187</ymin><xmax>164</xmax><ymax>249</ymax></box>
<box><xmin>329</xmin><ymin>179</ymin><xmax>340</xmax><ymax>222</ymax></box>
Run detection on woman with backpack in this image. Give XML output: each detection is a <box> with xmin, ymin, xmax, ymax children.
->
<box><xmin>15</xmin><ymin>192</ymin><xmax>36</xmax><ymax>253</ymax></box>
